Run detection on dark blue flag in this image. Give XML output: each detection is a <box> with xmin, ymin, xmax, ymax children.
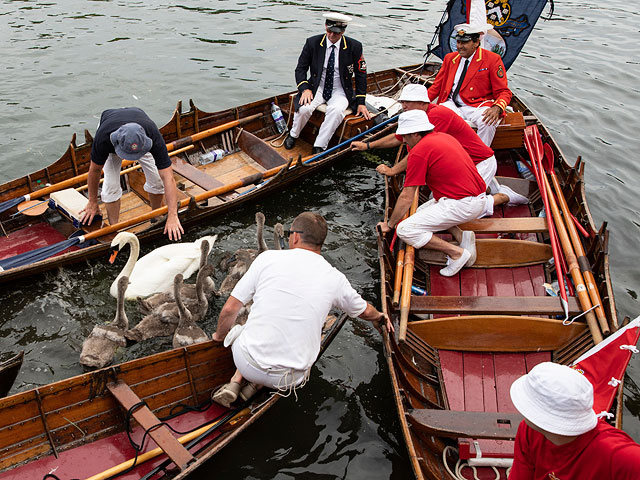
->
<box><xmin>431</xmin><ymin>0</ymin><xmax>549</xmax><ymax>70</ymax></box>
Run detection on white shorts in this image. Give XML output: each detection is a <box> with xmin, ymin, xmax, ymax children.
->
<box><xmin>231</xmin><ymin>331</ymin><xmax>309</xmax><ymax>390</ymax></box>
<box><xmin>397</xmin><ymin>194</ymin><xmax>486</xmax><ymax>249</ymax></box>
<box><xmin>101</xmin><ymin>152</ymin><xmax>164</xmax><ymax>203</ymax></box>
<box><xmin>476</xmin><ymin>155</ymin><xmax>499</xmax><ymax>217</ymax></box>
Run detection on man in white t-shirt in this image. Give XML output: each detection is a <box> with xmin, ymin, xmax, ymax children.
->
<box><xmin>211</xmin><ymin>212</ymin><xmax>391</xmax><ymax>407</ymax></box>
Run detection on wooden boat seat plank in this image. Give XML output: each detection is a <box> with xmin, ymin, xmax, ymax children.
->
<box><xmin>409</xmin><ymin>315</ymin><xmax>587</xmax><ymax>352</ymax></box>
<box><xmin>418</xmin><ymin>239</ymin><xmax>552</xmax><ymax>268</ymax></box>
<box><xmin>172</xmin><ymin>159</ymin><xmax>224</xmax><ymax>191</ymax></box>
<box><xmin>407</xmin><ymin>409</ymin><xmax>523</xmax><ymax>440</ymax></box>
<box><xmin>107</xmin><ymin>380</ymin><xmax>194</xmax><ymax>470</ymax></box>
<box><xmin>459</xmin><ymin>217</ymin><xmax>547</xmax><ymax>234</ymax></box>
<box><xmin>409</xmin><ymin>295</ymin><xmax>580</xmax><ymax>315</ymax></box>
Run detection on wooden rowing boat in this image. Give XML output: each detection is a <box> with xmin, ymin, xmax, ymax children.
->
<box><xmin>0</xmin><ymin>314</ymin><xmax>346</xmax><ymax>479</ymax></box>
<box><xmin>376</xmin><ymin>62</ymin><xmax>625</xmax><ymax>479</ymax></box>
<box><xmin>0</xmin><ymin>68</ymin><xmax>404</xmax><ymax>284</ymax></box>
<box><xmin>0</xmin><ymin>351</ymin><xmax>23</xmax><ymax>398</ymax></box>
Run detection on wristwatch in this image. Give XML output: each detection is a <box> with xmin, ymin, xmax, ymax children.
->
<box><xmin>366</xmin><ymin>141</ymin><xmax>371</xmax><ymax>150</ymax></box>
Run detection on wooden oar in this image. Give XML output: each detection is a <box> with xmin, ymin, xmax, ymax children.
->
<box><xmin>543</xmin><ymin>143</ymin><xmax>609</xmax><ymax>333</ymax></box>
<box><xmin>526</xmin><ymin>126</ymin><xmax>604</xmax><ymax>343</ymax></box>
<box><xmin>12</xmin><ymin>145</ymin><xmax>194</xmax><ymax>217</ymax></box>
<box><xmin>524</xmin><ymin>127</ymin><xmax>571</xmax><ymax>324</ymax></box>
<box><xmin>387</xmin><ymin>145</ymin><xmax>409</xmax><ymax>307</ymax></box>
<box><xmin>398</xmin><ymin>188</ymin><xmax>420</xmax><ymax>342</ymax></box>
<box><xmin>0</xmin><ymin>114</ymin><xmax>260</xmax><ymax>215</ymax></box>
<box><xmin>392</xmin><ymin>238</ymin><xmax>406</xmax><ymax>307</ymax></box>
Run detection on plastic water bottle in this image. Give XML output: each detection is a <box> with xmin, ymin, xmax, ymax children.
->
<box><xmin>516</xmin><ymin>160</ymin><xmax>535</xmax><ymax>180</ymax></box>
<box><xmin>200</xmin><ymin>149</ymin><xmax>226</xmax><ymax>165</ymax></box>
<box><xmin>411</xmin><ymin>285</ymin><xmax>429</xmax><ymax>296</ymax></box>
<box><xmin>271</xmin><ymin>103</ymin><xmax>288</xmax><ymax>134</ymax></box>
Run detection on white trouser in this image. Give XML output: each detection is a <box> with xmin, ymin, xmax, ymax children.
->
<box><xmin>230</xmin><ymin>329</ymin><xmax>309</xmax><ymax>390</ymax></box>
<box><xmin>397</xmin><ymin>194</ymin><xmax>486</xmax><ymax>249</ymax></box>
<box><xmin>290</xmin><ymin>90</ymin><xmax>349</xmax><ymax>149</ymax></box>
<box><xmin>440</xmin><ymin>100</ymin><xmax>497</xmax><ymax>147</ymax></box>
<box><xmin>101</xmin><ymin>152</ymin><xmax>164</xmax><ymax>203</ymax></box>
<box><xmin>476</xmin><ymin>155</ymin><xmax>499</xmax><ymax>217</ymax></box>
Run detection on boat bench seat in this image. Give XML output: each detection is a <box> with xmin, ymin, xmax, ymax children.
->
<box><xmin>473</xmin><ymin>111</ymin><xmax>526</xmax><ymax>149</ymax></box>
<box><xmin>438</xmin><ymin>350</ymin><xmax>550</xmax><ymax>461</ymax></box>
<box><xmin>171</xmin><ymin>159</ymin><xmax>225</xmax><ymax>191</ymax></box>
<box><xmin>315</xmin><ymin>103</ymin><xmax>353</xmax><ymax>116</ymax></box>
<box><xmin>107</xmin><ymin>380</ymin><xmax>194</xmax><ymax>470</ymax></box>
<box><xmin>458</xmin><ymin>217</ymin><xmax>547</xmax><ymax>234</ymax></box>
<box><xmin>409</xmin><ymin>295</ymin><xmax>580</xmax><ymax>315</ymax></box>
<box><xmin>406</xmin><ymin>409</ymin><xmax>522</xmax><ymax>440</ymax></box>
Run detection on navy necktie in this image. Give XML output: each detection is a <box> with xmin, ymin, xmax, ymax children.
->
<box><xmin>452</xmin><ymin>59</ymin><xmax>469</xmax><ymax>107</ymax></box>
<box><xmin>323</xmin><ymin>45</ymin><xmax>336</xmax><ymax>102</ymax></box>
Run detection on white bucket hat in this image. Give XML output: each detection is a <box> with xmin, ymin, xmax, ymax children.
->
<box><xmin>510</xmin><ymin>362</ymin><xmax>597</xmax><ymax>436</ymax></box>
<box><xmin>398</xmin><ymin>84</ymin><xmax>430</xmax><ymax>103</ymax></box>
<box><xmin>396</xmin><ymin>110</ymin><xmax>434</xmax><ymax>135</ymax></box>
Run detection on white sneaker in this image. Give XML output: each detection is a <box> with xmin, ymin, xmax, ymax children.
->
<box><xmin>440</xmin><ymin>249</ymin><xmax>472</xmax><ymax>277</ymax></box>
<box><xmin>500</xmin><ymin>185</ymin><xmax>529</xmax><ymax>206</ymax></box>
<box><xmin>460</xmin><ymin>230</ymin><xmax>477</xmax><ymax>267</ymax></box>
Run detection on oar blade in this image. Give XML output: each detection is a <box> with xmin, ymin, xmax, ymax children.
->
<box><xmin>0</xmin><ymin>237</ymin><xmax>81</xmax><ymax>271</ymax></box>
<box><xmin>543</xmin><ymin>143</ymin><xmax>555</xmax><ymax>173</ymax></box>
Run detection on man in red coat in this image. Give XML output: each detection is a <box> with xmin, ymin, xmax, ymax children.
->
<box><xmin>428</xmin><ymin>23</ymin><xmax>512</xmax><ymax>146</ymax></box>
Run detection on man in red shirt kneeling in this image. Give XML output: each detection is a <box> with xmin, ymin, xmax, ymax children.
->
<box><xmin>509</xmin><ymin>362</ymin><xmax>640</xmax><ymax>479</ymax></box>
<box><xmin>377</xmin><ymin>110</ymin><xmax>486</xmax><ymax>277</ymax></box>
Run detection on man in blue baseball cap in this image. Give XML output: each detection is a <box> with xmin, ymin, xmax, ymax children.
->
<box><xmin>79</xmin><ymin>107</ymin><xmax>183</xmax><ymax>240</ymax></box>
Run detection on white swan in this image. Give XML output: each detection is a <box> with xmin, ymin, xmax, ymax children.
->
<box><xmin>109</xmin><ymin>232</ymin><xmax>217</xmax><ymax>300</ymax></box>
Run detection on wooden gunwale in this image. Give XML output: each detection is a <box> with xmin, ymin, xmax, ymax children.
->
<box><xmin>377</xmin><ymin>68</ymin><xmax>619</xmax><ymax>479</ymax></box>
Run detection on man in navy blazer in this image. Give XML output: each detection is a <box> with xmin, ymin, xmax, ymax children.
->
<box><xmin>285</xmin><ymin>13</ymin><xmax>371</xmax><ymax>154</ymax></box>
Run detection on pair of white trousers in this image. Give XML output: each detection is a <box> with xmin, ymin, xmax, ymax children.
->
<box><xmin>476</xmin><ymin>155</ymin><xmax>500</xmax><ymax>217</ymax></box>
<box><xmin>396</xmin><ymin>194</ymin><xmax>486</xmax><ymax>249</ymax></box>
<box><xmin>231</xmin><ymin>330</ymin><xmax>309</xmax><ymax>390</ymax></box>
<box><xmin>440</xmin><ymin>100</ymin><xmax>498</xmax><ymax>147</ymax></box>
<box><xmin>290</xmin><ymin>90</ymin><xmax>349</xmax><ymax>149</ymax></box>
<box><xmin>101</xmin><ymin>152</ymin><xmax>164</xmax><ymax>203</ymax></box>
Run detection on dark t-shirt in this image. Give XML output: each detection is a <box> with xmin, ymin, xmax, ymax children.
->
<box><xmin>91</xmin><ymin>107</ymin><xmax>170</xmax><ymax>169</ymax></box>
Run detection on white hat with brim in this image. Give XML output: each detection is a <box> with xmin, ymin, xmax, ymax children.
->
<box><xmin>398</xmin><ymin>84</ymin><xmax>430</xmax><ymax>103</ymax></box>
<box><xmin>323</xmin><ymin>12</ymin><xmax>352</xmax><ymax>32</ymax></box>
<box><xmin>453</xmin><ymin>22</ymin><xmax>494</xmax><ymax>41</ymax></box>
<box><xmin>396</xmin><ymin>110</ymin><xmax>434</xmax><ymax>135</ymax></box>
<box><xmin>510</xmin><ymin>362</ymin><xmax>598</xmax><ymax>436</ymax></box>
